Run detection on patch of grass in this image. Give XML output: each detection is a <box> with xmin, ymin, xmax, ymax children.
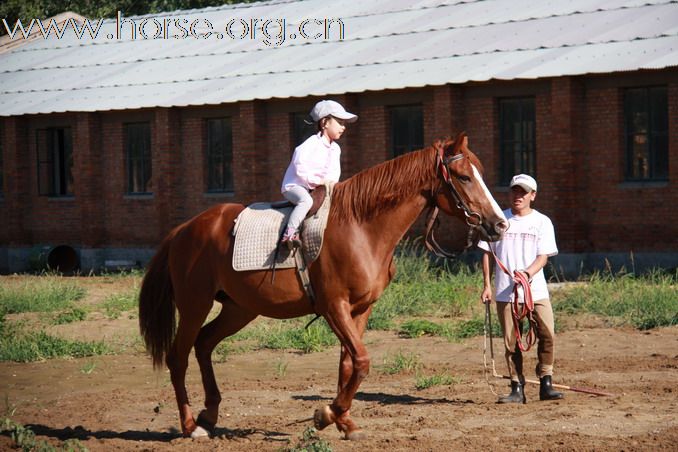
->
<box><xmin>399</xmin><ymin>317</ymin><xmax>501</xmax><ymax>341</ymax></box>
<box><xmin>366</xmin><ymin>309</ymin><xmax>395</xmax><ymax>330</ymax></box>
<box><xmin>0</xmin><ymin>277</ymin><xmax>86</xmax><ymax>314</ymax></box>
<box><xmin>415</xmin><ymin>373</ymin><xmax>461</xmax><ymax>390</ymax></box>
<box><xmin>52</xmin><ymin>307</ymin><xmax>88</xmax><ymax>325</ymax></box>
<box><xmin>554</xmin><ymin>269</ymin><xmax>678</xmax><ymax>330</ymax></box>
<box><xmin>274</xmin><ymin>358</ymin><xmax>289</xmax><ymax>378</ymax></box>
<box><xmin>1</xmin><ymin>417</ymin><xmax>88</xmax><ymax>451</ymax></box>
<box><xmin>101</xmin><ymin>288</ymin><xmax>139</xmax><ymax>320</ymax></box>
<box><xmin>370</xmin><ymin>242</ymin><xmax>481</xmax><ymax>329</ymax></box>
<box><xmin>211</xmin><ymin>316</ymin><xmax>339</xmax><ymax>356</ymax></box>
<box><xmin>0</xmin><ymin>320</ymin><xmax>111</xmax><ymax>362</ymax></box>
<box><xmin>399</xmin><ymin>319</ymin><xmax>446</xmax><ymax>338</ymax></box>
<box><xmin>451</xmin><ymin>317</ymin><xmax>495</xmax><ymax>339</ymax></box>
<box><xmin>262</xmin><ymin>318</ymin><xmax>338</xmax><ymax>353</ymax></box>
<box><xmin>80</xmin><ymin>361</ymin><xmax>97</xmax><ymax>375</ymax></box>
<box><xmin>281</xmin><ymin>427</ymin><xmax>332</xmax><ymax>452</ymax></box>
<box><xmin>280</xmin><ymin>427</ymin><xmax>332</xmax><ymax>452</ymax></box>
<box><xmin>378</xmin><ymin>350</ymin><xmax>421</xmax><ymax>375</ymax></box>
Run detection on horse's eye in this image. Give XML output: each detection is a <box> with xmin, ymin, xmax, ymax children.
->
<box><xmin>457</xmin><ymin>175</ymin><xmax>471</xmax><ymax>183</ymax></box>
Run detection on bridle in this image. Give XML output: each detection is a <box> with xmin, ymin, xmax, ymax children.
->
<box><xmin>424</xmin><ymin>145</ymin><xmax>483</xmax><ymax>258</ymax></box>
<box><xmin>435</xmin><ymin>146</ymin><xmax>483</xmax><ymax>227</ymax></box>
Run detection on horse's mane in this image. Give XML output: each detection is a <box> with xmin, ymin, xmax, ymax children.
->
<box><xmin>330</xmin><ymin>146</ymin><xmax>438</xmax><ymax>224</ymax></box>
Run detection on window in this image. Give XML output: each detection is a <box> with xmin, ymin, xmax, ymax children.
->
<box><xmin>36</xmin><ymin>127</ymin><xmax>73</xmax><ymax>196</ymax></box>
<box><xmin>206</xmin><ymin>117</ymin><xmax>233</xmax><ymax>192</ymax></box>
<box><xmin>390</xmin><ymin>104</ymin><xmax>423</xmax><ymax>157</ymax></box>
<box><xmin>125</xmin><ymin>122</ymin><xmax>151</xmax><ymax>194</ymax></box>
<box><xmin>499</xmin><ymin>98</ymin><xmax>536</xmax><ymax>185</ymax></box>
<box><xmin>624</xmin><ymin>86</ymin><xmax>668</xmax><ymax>181</ymax></box>
<box><xmin>292</xmin><ymin>111</ymin><xmax>316</xmax><ymax>148</ymax></box>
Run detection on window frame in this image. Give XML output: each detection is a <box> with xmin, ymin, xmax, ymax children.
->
<box><xmin>498</xmin><ymin>97</ymin><xmax>536</xmax><ymax>186</ymax></box>
<box><xmin>205</xmin><ymin>117</ymin><xmax>234</xmax><ymax>193</ymax></box>
<box><xmin>36</xmin><ymin>126</ymin><xmax>74</xmax><ymax>197</ymax></box>
<box><xmin>623</xmin><ymin>86</ymin><xmax>668</xmax><ymax>182</ymax></box>
<box><xmin>124</xmin><ymin>122</ymin><xmax>152</xmax><ymax>195</ymax></box>
<box><xmin>389</xmin><ymin>104</ymin><xmax>424</xmax><ymax>158</ymax></box>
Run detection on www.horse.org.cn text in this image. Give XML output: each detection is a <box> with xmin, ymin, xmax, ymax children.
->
<box><xmin>2</xmin><ymin>11</ymin><xmax>346</xmax><ymax>47</ymax></box>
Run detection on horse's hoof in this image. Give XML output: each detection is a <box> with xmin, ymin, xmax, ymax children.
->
<box><xmin>313</xmin><ymin>405</ymin><xmax>335</xmax><ymax>430</ymax></box>
<box><xmin>190</xmin><ymin>425</ymin><xmax>210</xmax><ymax>439</ymax></box>
<box><xmin>344</xmin><ymin>429</ymin><xmax>366</xmax><ymax>441</ymax></box>
<box><xmin>196</xmin><ymin>410</ymin><xmax>216</xmax><ymax>431</ymax></box>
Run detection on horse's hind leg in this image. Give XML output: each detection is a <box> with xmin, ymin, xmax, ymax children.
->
<box><xmin>194</xmin><ymin>298</ymin><xmax>256</xmax><ymax>432</ymax></box>
<box><xmin>166</xmin><ymin>291</ymin><xmax>213</xmax><ymax>438</ymax></box>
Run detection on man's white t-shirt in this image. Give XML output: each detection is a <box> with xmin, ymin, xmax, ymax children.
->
<box><xmin>478</xmin><ymin>208</ymin><xmax>558</xmax><ymax>303</ymax></box>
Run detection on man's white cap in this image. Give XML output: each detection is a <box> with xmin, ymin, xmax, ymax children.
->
<box><xmin>309</xmin><ymin>100</ymin><xmax>358</xmax><ymax>123</ymax></box>
<box><xmin>510</xmin><ymin>174</ymin><xmax>538</xmax><ymax>192</ymax></box>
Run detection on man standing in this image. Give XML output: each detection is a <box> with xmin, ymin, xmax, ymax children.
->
<box><xmin>477</xmin><ymin>174</ymin><xmax>563</xmax><ymax>403</ymax></box>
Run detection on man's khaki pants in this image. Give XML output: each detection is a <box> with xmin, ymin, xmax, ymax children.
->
<box><xmin>496</xmin><ymin>298</ymin><xmax>555</xmax><ymax>382</ymax></box>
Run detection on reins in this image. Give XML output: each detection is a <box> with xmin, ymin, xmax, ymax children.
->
<box><xmin>423</xmin><ymin>206</ymin><xmax>477</xmax><ymax>258</ymax></box>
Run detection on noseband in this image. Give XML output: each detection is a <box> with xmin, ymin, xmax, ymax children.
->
<box><xmin>424</xmin><ymin>146</ymin><xmax>483</xmax><ymax>258</ymax></box>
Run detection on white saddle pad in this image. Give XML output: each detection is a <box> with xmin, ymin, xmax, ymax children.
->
<box><xmin>232</xmin><ymin>184</ymin><xmax>333</xmax><ymax>271</ymax></box>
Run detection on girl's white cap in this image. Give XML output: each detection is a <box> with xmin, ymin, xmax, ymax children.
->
<box><xmin>310</xmin><ymin>100</ymin><xmax>358</xmax><ymax>123</ymax></box>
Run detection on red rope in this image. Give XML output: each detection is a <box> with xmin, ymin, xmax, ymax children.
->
<box><xmin>491</xmin><ymin>251</ymin><xmax>537</xmax><ymax>352</ymax></box>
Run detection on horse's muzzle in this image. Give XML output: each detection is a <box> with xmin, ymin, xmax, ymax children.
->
<box><xmin>480</xmin><ymin>219</ymin><xmax>508</xmax><ymax>242</ymax></box>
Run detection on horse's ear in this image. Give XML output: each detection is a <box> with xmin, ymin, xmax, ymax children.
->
<box><xmin>446</xmin><ymin>131</ymin><xmax>468</xmax><ymax>155</ymax></box>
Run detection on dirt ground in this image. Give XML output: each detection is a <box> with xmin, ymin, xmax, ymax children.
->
<box><xmin>0</xmin><ymin>278</ymin><xmax>677</xmax><ymax>451</ymax></box>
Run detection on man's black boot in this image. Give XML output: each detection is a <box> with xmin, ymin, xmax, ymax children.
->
<box><xmin>498</xmin><ymin>380</ymin><xmax>526</xmax><ymax>404</ymax></box>
<box><xmin>539</xmin><ymin>375</ymin><xmax>564</xmax><ymax>400</ymax></box>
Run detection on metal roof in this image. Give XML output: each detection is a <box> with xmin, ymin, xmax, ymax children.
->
<box><xmin>1</xmin><ymin>0</ymin><xmax>677</xmax><ymax>116</ymax></box>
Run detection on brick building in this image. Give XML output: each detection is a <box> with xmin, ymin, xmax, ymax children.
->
<box><xmin>1</xmin><ymin>0</ymin><xmax>677</xmax><ymax>274</ymax></box>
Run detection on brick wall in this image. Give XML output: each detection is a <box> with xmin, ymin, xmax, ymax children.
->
<box><xmin>1</xmin><ymin>69</ymin><xmax>676</xmax><ymax>267</ymax></box>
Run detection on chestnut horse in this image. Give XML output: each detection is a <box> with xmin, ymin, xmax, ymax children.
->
<box><xmin>138</xmin><ymin>133</ymin><xmax>507</xmax><ymax>440</ymax></box>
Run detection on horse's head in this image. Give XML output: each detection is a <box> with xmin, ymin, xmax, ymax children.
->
<box><xmin>432</xmin><ymin>132</ymin><xmax>507</xmax><ymax>242</ymax></box>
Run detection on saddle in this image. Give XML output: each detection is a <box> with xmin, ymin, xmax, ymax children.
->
<box><xmin>270</xmin><ymin>185</ymin><xmax>327</xmax><ymax>219</ymax></box>
<box><xmin>231</xmin><ymin>184</ymin><xmax>333</xmax><ymax>272</ymax></box>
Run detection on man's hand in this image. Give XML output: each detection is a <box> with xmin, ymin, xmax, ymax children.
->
<box><xmin>515</xmin><ymin>269</ymin><xmax>532</xmax><ymax>283</ymax></box>
<box><xmin>481</xmin><ymin>287</ymin><xmax>492</xmax><ymax>304</ymax></box>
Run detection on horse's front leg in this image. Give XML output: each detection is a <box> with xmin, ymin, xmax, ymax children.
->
<box><xmin>337</xmin><ymin>306</ymin><xmax>372</xmax><ymax>392</ymax></box>
<box><xmin>316</xmin><ymin>303</ymin><xmax>371</xmax><ymax>440</ymax></box>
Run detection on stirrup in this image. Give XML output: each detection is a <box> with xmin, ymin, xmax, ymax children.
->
<box><xmin>281</xmin><ymin>231</ymin><xmax>302</xmax><ymax>250</ymax></box>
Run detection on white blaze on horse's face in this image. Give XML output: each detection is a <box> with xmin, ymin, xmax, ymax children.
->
<box><xmin>471</xmin><ymin>164</ymin><xmax>506</xmax><ymax>223</ymax></box>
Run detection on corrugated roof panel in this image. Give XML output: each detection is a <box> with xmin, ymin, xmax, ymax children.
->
<box><xmin>1</xmin><ymin>0</ymin><xmax>677</xmax><ymax>116</ymax></box>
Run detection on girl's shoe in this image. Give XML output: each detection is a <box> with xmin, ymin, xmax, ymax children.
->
<box><xmin>281</xmin><ymin>229</ymin><xmax>302</xmax><ymax>250</ymax></box>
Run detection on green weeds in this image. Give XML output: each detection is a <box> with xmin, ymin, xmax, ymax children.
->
<box><xmin>378</xmin><ymin>350</ymin><xmax>421</xmax><ymax>375</ymax></box>
<box><xmin>553</xmin><ymin>269</ymin><xmax>677</xmax><ymax>329</ymax></box>
<box><xmin>1</xmin><ymin>417</ymin><xmax>88</xmax><ymax>451</ymax></box>
<box><xmin>0</xmin><ymin>276</ymin><xmax>85</xmax><ymax>314</ymax></box>
<box><xmin>281</xmin><ymin>426</ymin><xmax>332</xmax><ymax>452</ymax></box>
<box><xmin>415</xmin><ymin>373</ymin><xmax>461</xmax><ymax>390</ymax></box>
<box><xmin>0</xmin><ymin>319</ymin><xmax>110</xmax><ymax>362</ymax></box>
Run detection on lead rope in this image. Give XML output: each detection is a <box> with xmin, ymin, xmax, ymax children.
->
<box><xmin>490</xmin><ymin>248</ymin><xmax>537</xmax><ymax>352</ymax></box>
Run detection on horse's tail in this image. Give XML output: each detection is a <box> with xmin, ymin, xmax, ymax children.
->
<box><xmin>138</xmin><ymin>233</ymin><xmax>176</xmax><ymax>369</ymax></box>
